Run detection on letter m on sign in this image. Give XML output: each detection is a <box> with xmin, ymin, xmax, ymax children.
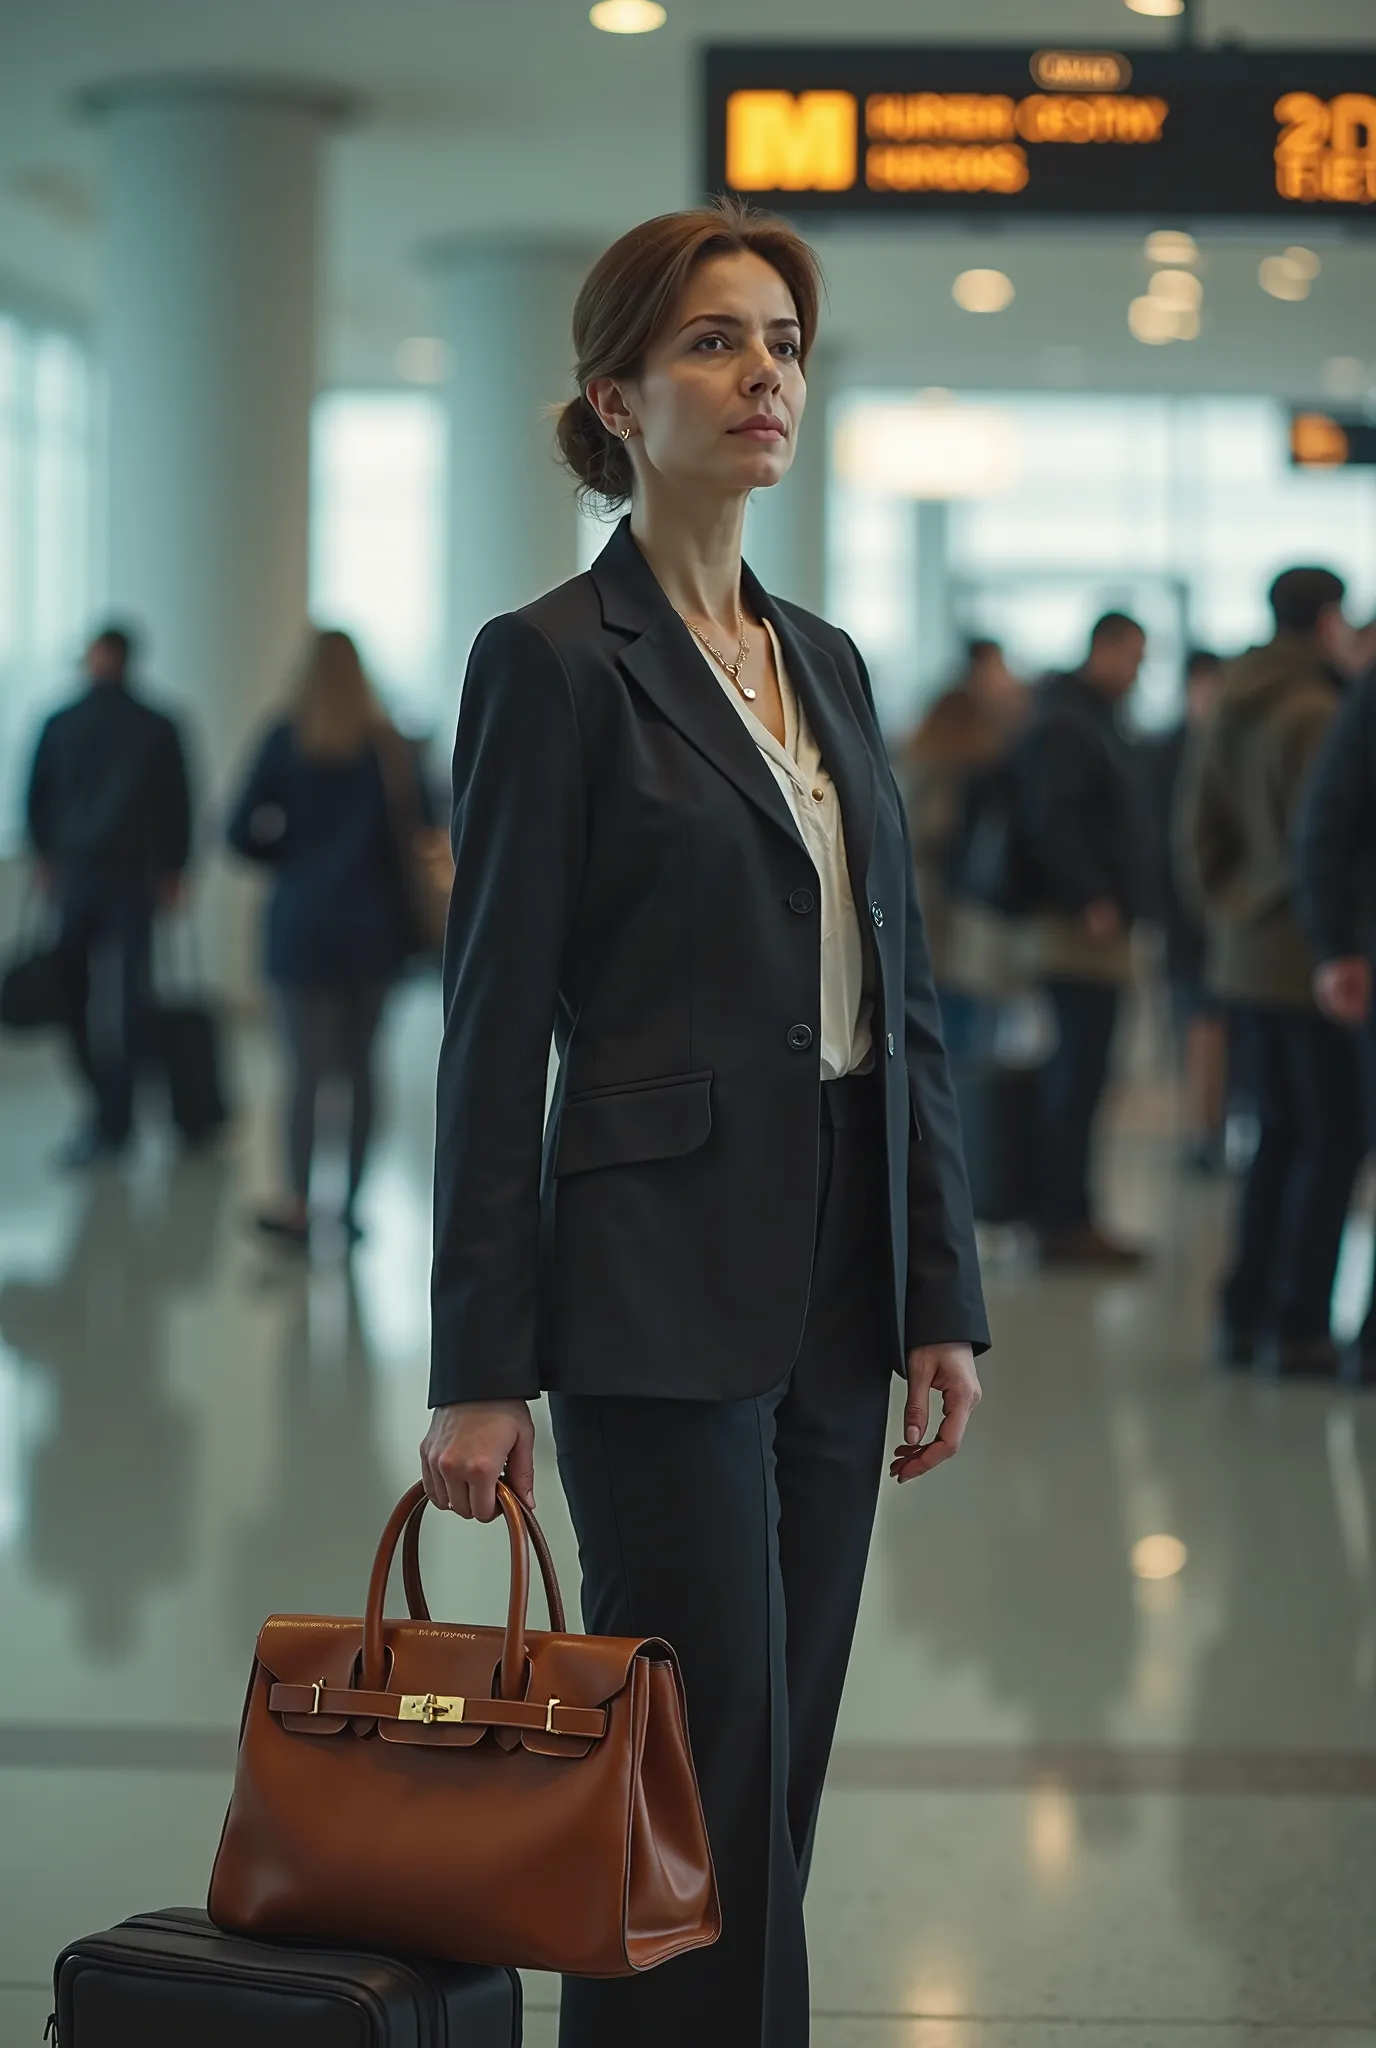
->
<box><xmin>726</xmin><ymin>91</ymin><xmax>858</xmax><ymax>192</ymax></box>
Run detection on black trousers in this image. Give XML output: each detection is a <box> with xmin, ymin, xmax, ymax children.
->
<box><xmin>551</xmin><ymin>1075</ymin><xmax>895</xmax><ymax>2048</ymax></box>
<box><xmin>278</xmin><ymin>983</ymin><xmax>388</xmax><ymax>1211</ymax></box>
<box><xmin>1222</xmin><ymin>1005</ymin><xmax>1367</xmax><ymax>1344</ymax></box>
<box><xmin>55</xmin><ymin>870</ymin><xmax>156</xmax><ymax>1146</ymax></box>
<box><xmin>1039</xmin><ymin>979</ymin><xmax>1121</xmax><ymax>1232</ymax></box>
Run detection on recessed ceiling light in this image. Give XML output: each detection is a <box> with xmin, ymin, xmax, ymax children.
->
<box><xmin>1259</xmin><ymin>253</ymin><xmax>1311</xmax><ymax>301</ymax></box>
<box><xmin>1125</xmin><ymin>0</ymin><xmax>1183</xmax><ymax>15</ymax></box>
<box><xmin>1128</xmin><ymin>295</ymin><xmax>1179</xmax><ymax>344</ymax></box>
<box><xmin>1283</xmin><ymin>244</ymin><xmax>1321</xmax><ymax>281</ymax></box>
<box><xmin>1144</xmin><ymin>229</ymin><xmax>1198</xmax><ymax>266</ymax></box>
<box><xmin>1131</xmin><ymin>1534</ymin><xmax>1188</xmax><ymax>1580</ymax></box>
<box><xmin>952</xmin><ymin>268</ymin><xmax>1015</xmax><ymax>313</ymax></box>
<box><xmin>590</xmin><ymin>0</ymin><xmax>666</xmax><ymax>31</ymax></box>
<box><xmin>1147</xmin><ymin>269</ymin><xmax>1203</xmax><ymax>311</ymax></box>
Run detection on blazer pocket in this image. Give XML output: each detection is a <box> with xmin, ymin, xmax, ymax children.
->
<box><xmin>554</xmin><ymin>1070</ymin><xmax>714</xmax><ymax>1178</ymax></box>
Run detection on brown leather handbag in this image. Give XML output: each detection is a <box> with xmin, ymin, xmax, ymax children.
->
<box><xmin>208</xmin><ymin>1480</ymin><xmax>720</xmax><ymax>1977</ymax></box>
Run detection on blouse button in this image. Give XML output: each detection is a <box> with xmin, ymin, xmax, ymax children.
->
<box><xmin>811</xmin><ymin>787</ymin><xmax>825</xmax><ymax>803</ymax></box>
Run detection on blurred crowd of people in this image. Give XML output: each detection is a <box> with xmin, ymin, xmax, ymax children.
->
<box><xmin>19</xmin><ymin>621</ymin><xmax>435</xmax><ymax>1250</ymax></box>
<box><xmin>895</xmin><ymin>564</ymin><xmax>1376</xmax><ymax>1382</ymax></box>
<box><xmin>14</xmin><ymin>560</ymin><xmax>1376</xmax><ymax>1379</ymax></box>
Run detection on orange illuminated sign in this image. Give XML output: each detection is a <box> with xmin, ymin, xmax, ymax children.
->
<box><xmin>725</xmin><ymin>90</ymin><xmax>857</xmax><ymax>192</ymax></box>
<box><xmin>1031</xmin><ymin>50</ymin><xmax>1133</xmax><ymax>92</ymax></box>
<box><xmin>1275</xmin><ymin>92</ymin><xmax>1376</xmax><ymax>204</ymax></box>
<box><xmin>707</xmin><ymin>48</ymin><xmax>1376</xmax><ymax>219</ymax></box>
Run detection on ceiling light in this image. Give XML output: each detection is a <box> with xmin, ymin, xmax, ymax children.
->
<box><xmin>1128</xmin><ymin>295</ymin><xmax>1179</xmax><ymax>344</ymax></box>
<box><xmin>1144</xmin><ymin>228</ymin><xmax>1198</xmax><ymax>266</ymax></box>
<box><xmin>1124</xmin><ymin>0</ymin><xmax>1183</xmax><ymax>14</ymax></box>
<box><xmin>395</xmin><ymin>337</ymin><xmax>452</xmax><ymax>385</ymax></box>
<box><xmin>589</xmin><ymin>0</ymin><xmax>666</xmax><ymax>30</ymax></box>
<box><xmin>1148</xmin><ymin>268</ymin><xmax>1203</xmax><ymax>311</ymax></box>
<box><xmin>952</xmin><ymin>268</ymin><xmax>1015</xmax><ymax>313</ymax></box>
<box><xmin>1283</xmin><ymin>244</ymin><xmax>1321</xmax><ymax>280</ymax></box>
<box><xmin>1259</xmin><ymin>254</ymin><xmax>1311</xmax><ymax>301</ymax></box>
<box><xmin>1131</xmin><ymin>1534</ymin><xmax>1188</xmax><ymax>1581</ymax></box>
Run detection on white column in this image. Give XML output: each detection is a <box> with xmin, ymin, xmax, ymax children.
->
<box><xmin>914</xmin><ymin>498</ymin><xmax>958</xmax><ymax>700</ymax></box>
<box><xmin>743</xmin><ymin>346</ymin><xmax>837</xmax><ymax>614</ymax></box>
<box><xmin>431</xmin><ymin>244</ymin><xmax>589</xmax><ymax>705</ymax></box>
<box><xmin>87</xmin><ymin>80</ymin><xmax>339</xmax><ymax>981</ymax></box>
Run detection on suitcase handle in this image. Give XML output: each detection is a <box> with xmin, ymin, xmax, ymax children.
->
<box><xmin>363</xmin><ymin>1482</ymin><xmax>564</xmax><ymax>1702</ymax></box>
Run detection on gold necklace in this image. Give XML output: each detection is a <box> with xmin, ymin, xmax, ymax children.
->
<box><xmin>678</xmin><ymin>612</ymin><xmax>755</xmax><ymax>701</ymax></box>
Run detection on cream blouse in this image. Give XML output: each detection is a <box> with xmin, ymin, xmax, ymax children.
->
<box><xmin>693</xmin><ymin>618</ymin><xmax>873</xmax><ymax>1080</ymax></box>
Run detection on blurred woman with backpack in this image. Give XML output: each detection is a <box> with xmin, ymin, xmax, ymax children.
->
<box><xmin>226</xmin><ymin>627</ymin><xmax>436</xmax><ymax>1249</ymax></box>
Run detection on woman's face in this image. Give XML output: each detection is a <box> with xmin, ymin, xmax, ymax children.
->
<box><xmin>596</xmin><ymin>250</ymin><xmax>806</xmax><ymax>499</ymax></box>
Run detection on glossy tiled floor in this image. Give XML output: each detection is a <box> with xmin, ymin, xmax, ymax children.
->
<box><xmin>2</xmin><ymin>987</ymin><xmax>1375</xmax><ymax>2046</ymax></box>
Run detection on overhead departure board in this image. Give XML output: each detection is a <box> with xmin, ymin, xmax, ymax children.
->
<box><xmin>703</xmin><ymin>46</ymin><xmax>1376</xmax><ymax>221</ymax></box>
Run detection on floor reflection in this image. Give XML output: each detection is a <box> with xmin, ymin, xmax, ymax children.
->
<box><xmin>0</xmin><ymin>1158</ymin><xmax>228</xmax><ymax>1659</ymax></box>
<box><xmin>229</xmin><ymin>1259</ymin><xmax>398</xmax><ymax>1641</ymax></box>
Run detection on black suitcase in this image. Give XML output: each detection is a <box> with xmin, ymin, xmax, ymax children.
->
<box><xmin>953</xmin><ymin>1058</ymin><xmax>1044</xmax><ymax>1226</ymax></box>
<box><xmin>155</xmin><ymin>1001</ymin><xmax>230</xmax><ymax>1143</ymax></box>
<box><xmin>49</xmin><ymin>1907</ymin><xmax>522</xmax><ymax>2047</ymax></box>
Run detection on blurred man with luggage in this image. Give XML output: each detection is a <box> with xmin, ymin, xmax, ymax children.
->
<box><xmin>25</xmin><ymin>623</ymin><xmax>192</xmax><ymax>1166</ymax></box>
<box><xmin>1180</xmin><ymin>567</ymin><xmax>1361</xmax><ymax>1375</ymax></box>
<box><xmin>1017</xmin><ymin>612</ymin><xmax>1148</xmax><ymax>1268</ymax></box>
<box><xmin>1296</xmin><ymin>655</ymin><xmax>1376</xmax><ymax>1381</ymax></box>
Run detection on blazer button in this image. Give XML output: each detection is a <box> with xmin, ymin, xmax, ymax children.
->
<box><xmin>886</xmin><ymin>1031</ymin><xmax>896</xmax><ymax>1057</ymax></box>
<box><xmin>788</xmin><ymin>887</ymin><xmax>815</xmax><ymax>915</ymax></box>
<box><xmin>870</xmin><ymin>901</ymin><xmax>885</xmax><ymax>928</ymax></box>
<box><xmin>787</xmin><ymin>1024</ymin><xmax>814</xmax><ymax>1052</ymax></box>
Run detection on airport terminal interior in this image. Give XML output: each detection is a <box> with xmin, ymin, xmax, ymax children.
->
<box><xmin>3</xmin><ymin>0</ymin><xmax>1376</xmax><ymax>2043</ymax></box>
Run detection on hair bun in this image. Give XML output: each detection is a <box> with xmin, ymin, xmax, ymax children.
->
<box><xmin>555</xmin><ymin>393</ymin><xmax>632</xmax><ymax>508</ymax></box>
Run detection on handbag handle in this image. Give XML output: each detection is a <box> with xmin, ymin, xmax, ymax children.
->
<box><xmin>363</xmin><ymin>1481</ymin><xmax>564</xmax><ymax>1702</ymax></box>
<box><xmin>401</xmin><ymin>1490</ymin><xmax>565</xmax><ymax>1635</ymax></box>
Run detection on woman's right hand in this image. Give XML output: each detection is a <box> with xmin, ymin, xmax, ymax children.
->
<box><xmin>420</xmin><ymin>1399</ymin><xmax>536</xmax><ymax>1522</ymax></box>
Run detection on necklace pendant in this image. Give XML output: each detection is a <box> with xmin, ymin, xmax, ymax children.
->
<box><xmin>740</xmin><ymin>684</ymin><xmax>758</xmax><ymax>701</ymax></box>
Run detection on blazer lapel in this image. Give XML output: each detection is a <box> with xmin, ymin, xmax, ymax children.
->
<box><xmin>745</xmin><ymin>567</ymin><xmax>878</xmax><ymax>903</ymax></box>
<box><xmin>591</xmin><ymin>520</ymin><xmax>803</xmax><ymax>849</ymax></box>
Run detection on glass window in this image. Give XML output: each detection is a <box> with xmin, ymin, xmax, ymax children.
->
<box><xmin>833</xmin><ymin>393</ymin><xmax>1376</xmax><ymax>739</ymax></box>
<box><xmin>309</xmin><ymin>392</ymin><xmax>448</xmax><ymax>736</ymax></box>
<box><xmin>0</xmin><ymin>317</ymin><xmax>93</xmax><ymax>852</ymax></box>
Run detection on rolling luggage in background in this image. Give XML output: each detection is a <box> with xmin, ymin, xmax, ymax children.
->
<box><xmin>152</xmin><ymin>918</ymin><xmax>230</xmax><ymax>1144</ymax></box>
<box><xmin>50</xmin><ymin>1907</ymin><xmax>522</xmax><ymax>2048</ymax></box>
<box><xmin>953</xmin><ymin>1058</ymin><xmax>1043</xmax><ymax>1226</ymax></box>
<box><xmin>155</xmin><ymin>999</ymin><xmax>230</xmax><ymax>1144</ymax></box>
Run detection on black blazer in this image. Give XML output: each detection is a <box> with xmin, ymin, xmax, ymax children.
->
<box><xmin>429</xmin><ymin>518</ymin><xmax>987</xmax><ymax>1406</ymax></box>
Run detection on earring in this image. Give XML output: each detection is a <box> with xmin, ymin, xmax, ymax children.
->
<box><xmin>620</xmin><ymin>426</ymin><xmax>631</xmax><ymax>441</ymax></box>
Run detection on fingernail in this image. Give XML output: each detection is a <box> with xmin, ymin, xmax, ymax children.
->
<box><xmin>905</xmin><ymin>1425</ymin><xmax>920</xmax><ymax>1446</ymax></box>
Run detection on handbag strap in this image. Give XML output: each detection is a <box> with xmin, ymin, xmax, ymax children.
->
<box><xmin>266</xmin><ymin>1682</ymin><xmax>606</xmax><ymax>1739</ymax></box>
<box><xmin>401</xmin><ymin>1491</ymin><xmax>566</xmax><ymax>1634</ymax></box>
<box><xmin>364</xmin><ymin>1481</ymin><xmax>556</xmax><ymax>1703</ymax></box>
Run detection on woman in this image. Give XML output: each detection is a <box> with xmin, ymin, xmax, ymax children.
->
<box><xmin>226</xmin><ymin>628</ymin><xmax>422</xmax><ymax>1248</ymax></box>
<box><xmin>421</xmin><ymin>202</ymin><xmax>989</xmax><ymax>2047</ymax></box>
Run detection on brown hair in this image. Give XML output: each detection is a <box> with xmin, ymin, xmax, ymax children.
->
<box><xmin>290</xmin><ymin>627</ymin><xmax>389</xmax><ymax>760</ymax></box>
<box><xmin>555</xmin><ymin>198</ymin><xmax>824</xmax><ymax>509</ymax></box>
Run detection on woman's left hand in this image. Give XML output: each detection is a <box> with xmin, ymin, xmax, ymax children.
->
<box><xmin>891</xmin><ymin>1343</ymin><xmax>981</xmax><ymax>1482</ymax></box>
